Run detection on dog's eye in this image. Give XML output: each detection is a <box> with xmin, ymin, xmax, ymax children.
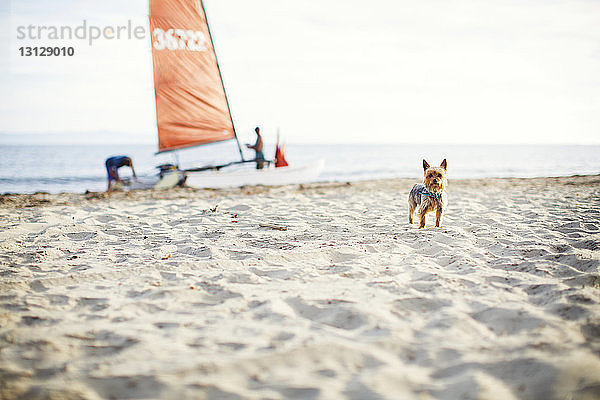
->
<box><xmin>427</xmin><ymin>174</ymin><xmax>432</xmax><ymax>178</ymax></box>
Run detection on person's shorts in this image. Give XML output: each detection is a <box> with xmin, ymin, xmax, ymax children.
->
<box><xmin>105</xmin><ymin>161</ymin><xmax>119</xmax><ymax>181</ymax></box>
<box><xmin>255</xmin><ymin>151</ymin><xmax>266</xmax><ymax>169</ymax></box>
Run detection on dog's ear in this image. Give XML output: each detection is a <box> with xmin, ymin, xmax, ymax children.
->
<box><xmin>423</xmin><ymin>159</ymin><xmax>430</xmax><ymax>171</ymax></box>
<box><xmin>440</xmin><ymin>159</ymin><xmax>447</xmax><ymax>170</ymax></box>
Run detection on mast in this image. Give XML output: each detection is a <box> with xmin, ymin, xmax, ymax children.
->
<box><xmin>147</xmin><ymin>7</ymin><xmax>162</xmax><ymax>156</ymax></box>
<box><xmin>199</xmin><ymin>0</ymin><xmax>245</xmax><ymax>162</ymax></box>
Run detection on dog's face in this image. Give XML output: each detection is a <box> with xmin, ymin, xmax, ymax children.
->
<box><xmin>423</xmin><ymin>159</ymin><xmax>447</xmax><ymax>193</ymax></box>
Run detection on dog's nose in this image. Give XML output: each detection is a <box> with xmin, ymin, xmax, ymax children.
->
<box><xmin>433</xmin><ymin>179</ymin><xmax>438</xmax><ymax>184</ymax></box>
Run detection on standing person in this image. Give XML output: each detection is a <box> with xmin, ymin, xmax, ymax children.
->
<box><xmin>246</xmin><ymin>127</ymin><xmax>265</xmax><ymax>169</ymax></box>
<box><xmin>105</xmin><ymin>156</ymin><xmax>136</xmax><ymax>192</ymax></box>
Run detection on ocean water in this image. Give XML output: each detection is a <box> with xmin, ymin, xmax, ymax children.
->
<box><xmin>1</xmin><ymin>143</ymin><xmax>599</xmax><ymax>194</ymax></box>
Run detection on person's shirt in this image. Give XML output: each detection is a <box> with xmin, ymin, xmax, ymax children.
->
<box><xmin>106</xmin><ymin>156</ymin><xmax>130</xmax><ymax>169</ymax></box>
<box><xmin>254</xmin><ymin>136</ymin><xmax>263</xmax><ymax>152</ymax></box>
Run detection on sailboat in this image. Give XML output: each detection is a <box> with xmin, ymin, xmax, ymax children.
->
<box><xmin>147</xmin><ymin>0</ymin><xmax>324</xmax><ymax>189</ymax></box>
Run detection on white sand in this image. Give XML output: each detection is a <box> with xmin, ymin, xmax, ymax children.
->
<box><xmin>1</xmin><ymin>176</ymin><xmax>599</xmax><ymax>399</ymax></box>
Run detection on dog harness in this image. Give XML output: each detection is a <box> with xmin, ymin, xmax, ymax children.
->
<box><xmin>419</xmin><ymin>188</ymin><xmax>442</xmax><ymax>201</ymax></box>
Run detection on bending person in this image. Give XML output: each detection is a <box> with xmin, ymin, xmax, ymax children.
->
<box><xmin>105</xmin><ymin>155</ymin><xmax>136</xmax><ymax>192</ymax></box>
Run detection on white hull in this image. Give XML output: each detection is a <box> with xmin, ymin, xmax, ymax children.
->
<box><xmin>120</xmin><ymin>171</ymin><xmax>185</xmax><ymax>191</ymax></box>
<box><xmin>185</xmin><ymin>159</ymin><xmax>325</xmax><ymax>189</ymax></box>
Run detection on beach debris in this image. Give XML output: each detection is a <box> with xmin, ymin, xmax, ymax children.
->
<box><xmin>201</xmin><ymin>205</ymin><xmax>219</xmax><ymax>214</ymax></box>
<box><xmin>259</xmin><ymin>223</ymin><xmax>288</xmax><ymax>231</ymax></box>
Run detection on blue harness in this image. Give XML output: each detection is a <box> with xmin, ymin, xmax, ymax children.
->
<box><xmin>419</xmin><ymin>188</ymin><xmax>442</xmax><ymax>201</ymax></box>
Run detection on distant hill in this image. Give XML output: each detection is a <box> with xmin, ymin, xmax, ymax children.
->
<box><xmin>0</xmin><ymin>132</ymin><xmax>155</xmax><ymax>145</ymax></box>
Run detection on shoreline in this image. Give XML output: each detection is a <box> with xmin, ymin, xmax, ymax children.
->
<box><xmin>1</xmin><ymin>174</ymin><xmax>599</xmax><ymax>209</ymax></box>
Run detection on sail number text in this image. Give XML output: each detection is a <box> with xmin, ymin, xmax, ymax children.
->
<box><xmin>153</xmin><ymin>28</ymin><xmax>208</xmax><ymax>51</ymax></box>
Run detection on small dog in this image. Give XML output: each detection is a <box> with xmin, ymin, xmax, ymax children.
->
<box><xmin>408</xmin><ymin>159</ymin><xmax>447</xmax><ymax>228</ymax></box>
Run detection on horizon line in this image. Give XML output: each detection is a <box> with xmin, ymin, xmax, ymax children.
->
<box><xmin>1</xmin><ymin>132</ymin><xmax>600</xmax><ymax>146</ymax></box>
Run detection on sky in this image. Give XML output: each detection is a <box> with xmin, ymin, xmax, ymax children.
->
<box><xmin>1</xmin><ymin>0</ymin><xmax>599</xmax><ymax>145</ymax></box>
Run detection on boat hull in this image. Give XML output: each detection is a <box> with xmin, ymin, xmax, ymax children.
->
<box><xmin>185</xmin><ymin>159</ymin><xmax>325</xmax><ymax>189</ymax></box>
<box><xmin>119</xmin><ymin>170</ymin><xmax>185</xmax><ymax>191</ymax></box>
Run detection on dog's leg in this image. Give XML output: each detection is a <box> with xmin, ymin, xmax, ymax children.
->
<box><xmin>418</xmin><ymin>208</ymin><xmax>427</xmax><ymax>228</ymax></box>
<box><xmin>435</xmin><ymin>206</ymin><xmax>443</xmax><ymax>227</ymax></box>
<box><xmin>408</xmin><ymin>200</ymin><xmax>416</xmax><ymax>224</ymax></box>
<box><xmin>418</xmin><ymin>201</ymin><xmax>432</xmax><ymax>229</ymax></box>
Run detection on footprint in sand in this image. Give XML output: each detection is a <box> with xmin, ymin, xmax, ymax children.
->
<box><xmin>286</xmin><ymin>297</ymin><xmax>368</xmax><ymax>330</ymax></box>
<box><xmin>393</xmin><ymin>297</ymin><xmax>452</xmax><ymax>314</ymax></box>
<box><xmin>20</xmin><ymin>315</ymin><xmax>59</xmax><ymax>327</ymax></box>
<box><xmin>571</xmin><ymin>239</ymin><xmax>600</xmax><ymax>251</ymax></box>
<box><xmin>77</xmin><ymin>297</ymin><xmax>110</xmax><ymax>312</ymax></box>
<box><xmin>471</xmin><ymin>307</ymin><xmax>545</xmax><ymax>335</ymax></box>
<box><xmin>65</xmin><ymin>232</ymin><xmax>97</xmax><ymax>241</ymax></box>
<box><xmin>85</xmin><ymin>376</ymin><xmax>166</xmax><ymax>399</ymax></box>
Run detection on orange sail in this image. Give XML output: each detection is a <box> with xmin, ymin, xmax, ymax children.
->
<box><xmin>150</xmin><ymin>0</ymin><xmax>235</xmax><ymax>153</ymax></box>
<box><xmin>275</xmin><ymin>144</ymin><xmax>288</xmax><ymax>168</ymax></box>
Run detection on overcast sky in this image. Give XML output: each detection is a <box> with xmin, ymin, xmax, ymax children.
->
<box><xmin>1</xmin><ymin>0</ymin><xmax>599</xmax><ymax>145</ymax></box>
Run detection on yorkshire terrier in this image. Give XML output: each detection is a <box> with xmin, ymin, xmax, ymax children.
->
<box><xmin>408</xmin><ymin>159</ymin><xmax>447</xmax><ymax>228</ymax></box>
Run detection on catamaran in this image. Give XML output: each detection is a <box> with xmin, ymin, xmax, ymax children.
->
<box><xmin>145</xmin><ymin>0</ymin><xmax>324</xmax><ymax>189</ymax></box>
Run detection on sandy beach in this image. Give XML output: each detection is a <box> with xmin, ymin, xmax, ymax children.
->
<box><xmin>1</xmin><ymin>175</ymin><xmax>599</xmax><ymax>399</ymax></box>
